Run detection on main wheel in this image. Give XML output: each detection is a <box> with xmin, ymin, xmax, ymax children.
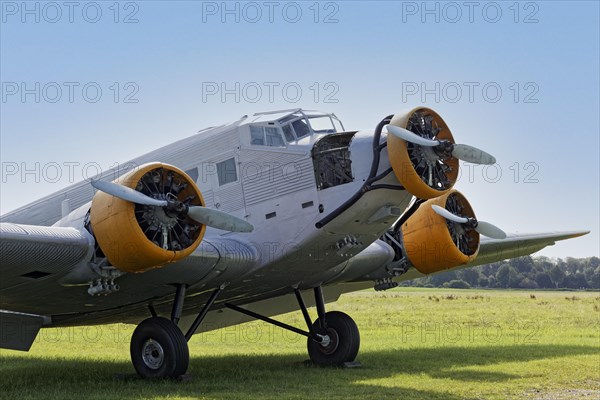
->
<box><xmin>130</xmin><ymin>317</ymin><xmax>189</xmax><ymax>378</ymax></box>
<box><xmin>307</xmin><ymin>311</ymin><xmax>360</xmax><ymax>365</ymax></box>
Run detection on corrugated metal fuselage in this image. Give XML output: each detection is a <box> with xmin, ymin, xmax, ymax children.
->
<box><xmin>0</xmin><ymin>116</ymin><xmax>411</xmax><ymax>326</ymax></box>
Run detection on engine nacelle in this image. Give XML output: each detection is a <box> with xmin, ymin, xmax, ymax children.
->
<box><xmin>401</xmin><ymin>190</ymin><xmax>479</xmax><ymax>274</ymax></box>
<box><xmin>387</xmin><ymin>107</ymin><xmax>459</xmax><ymax>199</ymax></box>
<box><xmin>89</xmin><ymin>163</ymin><xmax>206</xmax><ymax>273</ymax></box>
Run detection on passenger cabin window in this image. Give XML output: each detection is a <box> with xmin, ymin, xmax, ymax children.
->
<box><xmin>250</xmin><ymin>125</ymin><xmax>285</xmax><ymax>147</ymax></box>
<box><xmin>217</xmin><ymin>158</ymin><xmax>237</xmax><ymax>186</ymax></box>
<box><xmin>265</xmin><ymin>127</ymin><xmax>284</xmax><ymax>146</ymax></box>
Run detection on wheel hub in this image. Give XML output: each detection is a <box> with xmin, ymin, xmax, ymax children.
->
<box><xmin>141</xmin><ymin>338</ymin><xmax>164</xmax><ymax>370</ymax></box>
<box><xmin>317</xmin><ymin>328</ymin><xmax>339</xmax><ymax>355</ymax></box>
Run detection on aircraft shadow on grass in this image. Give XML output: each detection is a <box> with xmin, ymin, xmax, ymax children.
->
<box><xmin>1</xmin><ymin>344</ymin><xmax>597</xmax><ymax>399</ymax></box>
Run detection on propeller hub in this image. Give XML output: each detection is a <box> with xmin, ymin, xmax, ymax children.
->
<box><xmin>433</xmin><ymin>140</ymin><xmax>454</xmax><ymax>157</ymax></box>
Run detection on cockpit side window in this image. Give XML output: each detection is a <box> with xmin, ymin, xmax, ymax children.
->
<box><xmin>282</xmin><ymin>124</ymin><xmax>295</xmax><ymax>142</ymax></box>
<box><xmin>292</xmin><ymin>119</ymin><xmax>311</xmax><ymax>139</ymax></box>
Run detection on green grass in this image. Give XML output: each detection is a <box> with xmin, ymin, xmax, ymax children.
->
<box><xmin>1</xmin><ymin>289</ymin><xmax>599</xmax><ymax>399</ymax></box>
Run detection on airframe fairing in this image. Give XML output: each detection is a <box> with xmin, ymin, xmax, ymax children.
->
<box><xmin>0</xmin><ymin>107</ymin><xmax>588</xmax><ymax>378</ymax></box>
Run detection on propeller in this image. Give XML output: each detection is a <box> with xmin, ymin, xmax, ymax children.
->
<box><xmin>91</xmin><ymin>180</ymin><xmax>253</xmax><ymax>233</ymax></box>
<box><xmin>431</xmin><ymin>204</ymin><xmax>506</xmax><ymax>239</ymax></box>
<box><xmin>92</xmin><ymin>180</ymin><xmax>168</xmax><ymax>207</ymax></box>
<box><xmin>386</xmin><ymin>125</ymin><xmax>496</xmax><ymax>165</ymax></box>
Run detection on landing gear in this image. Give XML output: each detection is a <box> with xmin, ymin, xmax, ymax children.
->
<box><xmin>130</xmin><ymin>317</ymin><xmax>189</xmax><ymax>378</ymax></box>
<box><xmin>307</xmin><ymin>311</ymin><xmax>360</xmax><ymax>365</ymax></box>
<box><xmin>131</xmin><ymin>284</ymin><xmax>223</xmax><ymax>379</ymax></box>
<box><xmin>225</xmin><ymin>286</ymin><xmax>361</xmax><ymax>366</ymax></box>
<box><xmin>130</xmin><ymin>284</ymin><xmax>359</xmax><ymax>379</ymax></box>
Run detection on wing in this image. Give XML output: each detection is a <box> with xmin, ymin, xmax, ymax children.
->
<box><xmin>388</xmin><ymin>230</ymin><xmax>591</xmax><ymax>282</ymax></box>
<box><xmin>0</xmin><ymin>223</ymin><xmax>93</xmax><ymax>350</ymax></box>
<box><xmin>465</xmin><ymin>230</ymin><xmax>590</xmax><ymax>268</ymax></box>
<box><xmin>0</xmin><ymin>222</ymin><xmax>94</xmax><ymax>292</ymax></box>
<box><xmin>331</xmin><ymin>230</ymin><xmax>590</xmax><ymax>287</ymax></box>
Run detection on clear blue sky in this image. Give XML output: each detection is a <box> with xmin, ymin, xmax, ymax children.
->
<box><xmin>1</xmin><ymin>1</ymin><xmax>598</xmax><ymax>258</ymax></box>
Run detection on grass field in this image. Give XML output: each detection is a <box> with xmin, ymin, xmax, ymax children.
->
<box><xmin>1</xmin><ymin>288</ymin><xmax>599</xmax><ymax>399</ymax></box>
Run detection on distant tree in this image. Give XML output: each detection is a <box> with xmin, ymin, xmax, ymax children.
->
<box><xmin>462</xmin><ymin>269</ymin><xmax>481</xmax><ymax>287</ymax></box>
<box><xmin>588</xmin><ymin>267</ymin><xmax>600</xmax><ymax>289</ymax></box>
<box><xmin>563</xmin><ymin>272</ymin><xmax>589</xmax><ymax>289</ymax></box>
<box><xmin>513</xmin><ymin>256</ymin><xmax>535</xmax><ymax>274</ymax></box>
<box><xmin>445</xmin><ymin>280</ymin><xmax>471</xmax><ymax>289</ymax></box>
<box><xmin>496</xmin><ymin>264</ymin><xmax>511</xmax><ymax>288</ymax></box>
<box><xmin>548</xmin><ymin>265</ymin><xmax>565</xmax><ymax>288</ymax></box>
<box><xmin>508</xmin><ymin>268</ymin><xmax>521</xmax><ymax>288</ymax></box>
<box><xmin>518</xmin><ymin>277</ymin><xmax>538</xmax><ymax>289</ymax></box>
<box><xmin>404</xmin><ymin>255</ymin><xmax>595</xmax><ymax>289</ymax></box>
<box><xmin>478</xmin><ymin>276</ymin><xmax>490</xmax><ymax>288</ymax></box>
<box><xmin>534</xmin><ymin>256</ymin><xmax>552</xmax><ymax>271</ymax></box>
<box><xmin>429</xmin><ymin>270</ymin><xmax>457</xmax><ymax>287</ymax></box>
<box><xmin>587</xmin><ymin>256</ymin><xmax>600</xmax><ymax>269</ymax></box>
<box><xmin>584</xmin><ymin>263</ymin><xmax>600</xmax><ymax>289</ymax></box>
<box><xmin>534</xmin><ymin>271</ymin><xmax>553</xmax><ymax>289</ymax></box>
<box><xmin>565</xmin><ymin>257</ymin><xmax>584</xmax><ymax>275</ymax></box>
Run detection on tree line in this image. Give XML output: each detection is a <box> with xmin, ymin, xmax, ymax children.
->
<box><xmin>405</xmin><ymin>256</ymin><xmax>600</xmax><ymax>290</ymax></box>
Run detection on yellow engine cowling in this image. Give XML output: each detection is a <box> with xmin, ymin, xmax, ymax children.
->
<box><xmin>89</xmin><ymin>163</ymin><xmax>206</xmax><ymax>273</ymax></box>
<box><xmin>401</xmin><ymin>190</ymin><xmax>479</xmax><ymax>274</ymax></box>
<box><xmin>387</xmin><ymin>107</ymin><xmax>459</xmax><ymax>199</ymax></box>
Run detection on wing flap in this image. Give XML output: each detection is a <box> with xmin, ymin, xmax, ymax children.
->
<box><xmin>0</xmin><ymin>310</ymin><xmax>48</xmax><ymax>351</ymax></box>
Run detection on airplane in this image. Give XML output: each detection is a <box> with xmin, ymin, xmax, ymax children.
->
<box><xmin>0</xmin><ymin>107</ymin><xmax>588</xmax><ymax>379</ymax></box>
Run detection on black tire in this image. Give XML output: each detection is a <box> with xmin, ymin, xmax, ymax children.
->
<box><xmin>130</xmin><ymin>317</ymin><xmax>189</xmax><ymax>378</ymax></box>
<box><xmin>307</xmin><ymin>311</ymin><xmax>360</xmax><ymax>365</ymax></box>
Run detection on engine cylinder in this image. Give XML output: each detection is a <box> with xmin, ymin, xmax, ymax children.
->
<box><xmin>89</xmin><ymin>163</ymin><xmax>206</xmax><ymax>273</ymax></box>
<box><xmin>401</xmin><ymin>190</ymin><xmax>479</xmax><ymax>274</ymax></box>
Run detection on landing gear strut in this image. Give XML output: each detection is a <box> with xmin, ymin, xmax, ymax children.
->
<box><xmin>130</xmin><ymin>285</ymin><xmax>359</xmax><ymax>379</ymax></box>
<box><xmin>225</xmin><ymin>286</ymin><xmax>360</xmax><ymax>366</ymax></box>
<box><xmin>130</xmin><ymin>284</ymin><xmax>222</xmax><ymax>379</ymax></box>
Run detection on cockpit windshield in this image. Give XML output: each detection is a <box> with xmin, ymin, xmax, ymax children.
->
<box><xmin>292</xmin><ymin>119</ymin><xmax>311</xmax><ymax>138</ymax></box>
<box><xmin>307</xmin><ymin>116</ymin><xmax>337</xmax><ymax>134</ymax></box>
<box><xmin>249</xmin><ymin>109</ymin><xmax>345</xmax><ymax>146</ymax></box>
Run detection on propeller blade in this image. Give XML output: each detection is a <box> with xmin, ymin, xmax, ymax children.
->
<box><xmin>433</xmin><ymin>204</ymin><xmax>507</xmax><ymax>239</ymax></box>
<box><xmin>386</xmin><ymin>125</ymin><xmax>438</xmax><ymax>147</ymax></box>
<box><xmin>451</xmin><ymin>144</ymin><xmax>496</xmax><ymax>165</ymax></box>
<box><xmin>475</xmin><ymin>221</ymin><xmax>507</xmax><ymax>239</ymax></box>
<box><xmin>187</xmin><ymin>206</ymin><xmax>254</xmax><ymax>233</ymax></box>
<box><xmin>91</xmin><ymin>180</ymin><xmax>168</xmax><ymax>207</ymax></box>
<box><xmin>431</xmin><ymin>204</ymin><xmax>469</xmax><ymax>224</ymax></box>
